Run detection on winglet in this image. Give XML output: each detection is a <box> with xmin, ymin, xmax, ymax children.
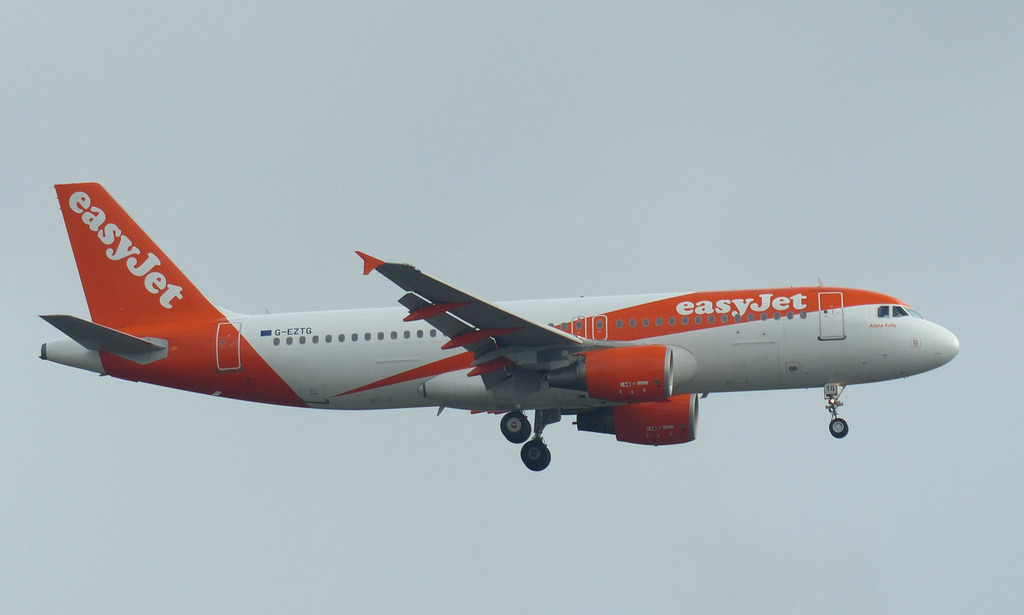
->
<box><xmin>355</xmin><ymin>251</ymin><xmax>385</xmax><ymax>276</ymax></box>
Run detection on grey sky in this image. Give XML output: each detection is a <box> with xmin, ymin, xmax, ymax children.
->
<box><xmin>2</xmin><ymin>2</ymin><xmax>1022</xmax><ymax>613</ymax></box>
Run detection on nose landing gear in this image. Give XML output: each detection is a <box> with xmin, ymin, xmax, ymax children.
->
<box><xmin>825</xmin><ymin>383</ymin><xmax>848</xmax><ymax>439</ymax></box>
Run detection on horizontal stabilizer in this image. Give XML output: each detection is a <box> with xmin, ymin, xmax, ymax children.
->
<box><xmin>40</xmin><ymin>314</ymin><xmax>167</xmax><ymax>356</ymax></box>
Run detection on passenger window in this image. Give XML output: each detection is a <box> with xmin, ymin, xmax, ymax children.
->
<box><xmin>273</xmin><ymin>338</ymin><xmax>280</xmax><ymax>346</ymax></box>
<box><xmin>642</xmin><ymin>318</ymin><xmax>649</xmax><ymax>327</ymax></box>
<box><xmin>364</xmin><ymin>333</ymin><xmax>371</xmax><ymax>341</ymax></box>
<box><xmin>655</xmin><ymin>318</ymin><xmax>663</xmax><ymax>326</ymax></box>
<box><xmin>391</xmin><ymin>331</ymin><xmax>397</xmax><ymax>340</ymax></box>
<box><xmin>325</xmin><ymin>335</ymin><xmax>332</xmax><ymax>343</ymax></box>
<box><xmin>430</xmin><ymin>330</ymin><xmax>437</xmax><ymax>337</ymax></box>
<box><xmin>378</xmin><ymin>332</ymin><xmax>384</xmax><ymax>340</ymax></box>
<box><xmin>616</xmin><ymin>319</ymin><xmax>623</xmax><ymax>328</ymax></box>
<box><xmin>312</xmin><ymin>335</ymin><xmax>319</xmax><ymax>344</ymax></box>
<box><xmin>404</xmin><ymin>331</ymin><xmax>410</xmax><ymax>339</ymax></box>
<box><xmin>877</xmin><ymin>306</ymin><xmax>890</xmax><ymax>318</ymax></box>
<box><xmin>299</xmin><ymin>336</ymin><xmax>306</xmax><ymax>344</ymax></box>
<box><xmin>668</xmin><ymin>317</ymin><xmax>676</xmax><ymax>326</ymax></box>
<box><xmin>629</xmin><ymin>319</ymin><xmax>636</xmax><ymax>328</ymax></box>
<box><xmin>417</xmin><ymin>330</ymin><xmax>424</xmax><ymax>338</ymax></box>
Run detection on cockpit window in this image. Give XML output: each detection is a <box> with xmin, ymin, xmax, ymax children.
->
<box><xmin>879</xmin><ymin>304</ymin><xmax>924</xmax><ymax>319</ymax></box>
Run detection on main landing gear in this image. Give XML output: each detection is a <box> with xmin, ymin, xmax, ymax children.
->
<box><xmin>502</xmin><ymin>409</ymin><xmax>560</xmax><ymax>471</ymax></box>
<box><xmin>520</xmin><ymin>439</ymin><xmax>551</xmax><ymax>472</ymax></box>
<box><xmin>500</xmin><ymin>411</ymin><xmax>531</xmax><ymax>444</ymax></box>
<box><xmin>825</xmin><ymin>383</ymin><xmax>848</xmax><ymax>439</ymax></box>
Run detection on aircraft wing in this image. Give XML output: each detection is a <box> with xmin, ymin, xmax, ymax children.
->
<box><xmin>356</xmin><ymin>252</ymin><xmax>584</xmax><ymax>365</ymax></box>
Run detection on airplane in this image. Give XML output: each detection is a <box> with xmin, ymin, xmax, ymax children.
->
<box><xmin>40</xmin><ymin>183</ymin><xmax>960</xmax><ymax>471</ymax></box>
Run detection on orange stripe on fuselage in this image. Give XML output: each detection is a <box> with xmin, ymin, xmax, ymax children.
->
<box><xmin>571</xmin><ymin>287</ymin><xmax>904</xmax><ymax>342</ymax></box>
<box><xmin>336</xmin><ymin>352</ymin><xmax>475</xmax><ymax>397</ymax></box>
<box><xmin>100</xmin><ymin>319</ymin><xmax>306</xmax><ymax>407</ymax></box>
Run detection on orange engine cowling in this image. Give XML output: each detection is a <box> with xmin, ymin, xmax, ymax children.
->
<box><xmin>575</xmin><ymin>394</ymin><xmax>699</xmax><ymax>446</ymax></box>
<box><xmin>547</xmin><ymin>345</ymin><xmax>675</xmax><ymax>403</ymax></box>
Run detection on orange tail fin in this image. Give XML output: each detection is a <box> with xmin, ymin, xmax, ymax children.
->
<box><xmin>54</xmin><ymin>183</ymin><xmax>221</xmax><ymax>329</ymax></box>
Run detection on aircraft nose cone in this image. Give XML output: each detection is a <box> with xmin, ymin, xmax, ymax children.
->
<box><xmin>934</xmin><ymin>326</ymin><xmax>959</xmax><ymax>368</ymax></box>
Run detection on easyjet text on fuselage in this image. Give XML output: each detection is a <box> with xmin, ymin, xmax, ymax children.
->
<box><xmin>676</xmin><ymin>292</ymin><xmax>808</xmax><ymax>317</ymax></box>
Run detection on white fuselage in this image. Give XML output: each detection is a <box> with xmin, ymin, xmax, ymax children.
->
<box><xmin>230</xmin><ymin>293</ymin><xmax>958</xmax><ymax>412</ymax></box>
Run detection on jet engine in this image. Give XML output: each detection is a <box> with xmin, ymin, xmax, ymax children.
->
<box><xmin>575</xmin><ymin>394</ymin><xmax>699</xmax><ymax>445</ymax></box>
<box><xmin>546</xmin><ymin>345</ymin><xmax>696</xmax><ymax>403</ymax></box>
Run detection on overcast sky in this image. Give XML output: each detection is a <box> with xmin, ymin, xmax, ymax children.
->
<box><xmin>3</xmin><ymin>2</ymin><xmax>1022</xmax><ymax>613</ymax></box>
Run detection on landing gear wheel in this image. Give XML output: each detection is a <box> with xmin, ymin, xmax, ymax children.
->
<box><xmin>824</xmin><ymin>383</ymin><xmax>849</xmax><ymax>440</ymax></box>
<box><xmin>520</xmin><ymin>439</ymin><xmax>551</xmax><ymax>472</ymax></box>
<box><xmin>500</xmin><ymin>411</ymin><xmax>531</xmax><ymax>444</ymax></box>
<box><xmin>830</xmin><ymin>417</ymin><xmax>849</xmax><ymax>439</ymax></box>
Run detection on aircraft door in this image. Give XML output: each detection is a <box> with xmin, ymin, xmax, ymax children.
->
<box><xmin>216</xmin><ymin>321</ymin><xmax>243</xmax><ymax>371</ymax></box>
<box><xmin>571</xmin><ymin>317</ymin><xmax>587</xmax><ymax>338</ymax></box>
<box><xmin>569</xmin><ymin>316</ymin><xmax>608</xmax><ymax>340</ymax></box>
<box><xmin>818</xmin><ymin>292</ymin><xmax>846</xmax><ymax>340</ymax></box>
